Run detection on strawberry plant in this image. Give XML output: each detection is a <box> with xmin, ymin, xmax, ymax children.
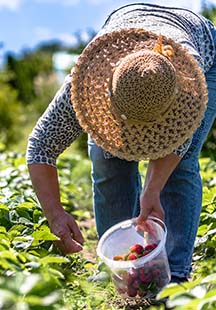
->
<box><xmin>0</xmin><ymin>151</ymin><xmax>215</xmax><ymax>309</ymax></box>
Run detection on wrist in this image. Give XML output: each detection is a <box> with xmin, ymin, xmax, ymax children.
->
<box><xmin>43</xmin><ymin>205</ymin><xmax>65</xmax><ymax>224</ymax></box>
<box><xmin>142</xmin><ymin>182</ymin><xmax>162</xmax><ymax>195</ymax></box>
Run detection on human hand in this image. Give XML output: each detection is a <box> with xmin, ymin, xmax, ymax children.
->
<box><xmin>136</xmin><ymin>188</ymin><xmax>164</xmax><ymax>226</ymax></box>
<box><xmin>48</xmin><ymin>210</ymin><xmax>84</xmax><ymax>254</ymax></box>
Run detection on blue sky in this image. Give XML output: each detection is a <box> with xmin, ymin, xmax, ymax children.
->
<box><xmin>0</xmin><ymin>0</ymin><xmax>215</xmax><ymax>60</ymax></box>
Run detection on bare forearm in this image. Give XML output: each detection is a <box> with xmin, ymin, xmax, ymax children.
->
<box><xmin>28</xmin><ymin>163</ymin><xmax>84</xmax><ymax>254</ymax></box>
<box><xmin>144</xmin><ymin>153</ymin><xmax>181</xmax><ymax>193</ymax></box>
<box><xmin>28</xmin><ymin>163</ymin><xmax>64</xmax><ymax>222</ymax></box>
<box><xmin>138</xmin><ymin>153</ymin><xmax>181</xmax><ymax>222</ymax></box>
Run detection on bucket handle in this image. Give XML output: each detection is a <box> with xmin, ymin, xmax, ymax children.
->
<box><xmin>147</xmin><ymin>216</ymin><xmax>167</xmax><ymax>232</ymax></box>
<box><xmin>132</xmin><ymin>216</ymin><xmax>167</xmax><ymax>239</ymax></box>
<box><xmin>132</xmin><ymin>216</ymin><xmax>166</xmax><ymax>230</ymax></box>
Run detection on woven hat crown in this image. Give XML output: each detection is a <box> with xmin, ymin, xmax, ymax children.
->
<box><xmin>110</xmin><ymin>50</ymin><xmax>177</xmax><ymax>123</ymax></box>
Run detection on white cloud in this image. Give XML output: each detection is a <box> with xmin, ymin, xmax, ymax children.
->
<box><xmin>0</xmin><ymin>0</ymin><xmax>22</xmax><ymax>10</ymax></box>
<box><xmin>53</xmin><ymin>30</ymin><xmax>91</xmax><ymax>45</ymax></box>
<box><xmin>79</xmin><ymin>30</ymin><xmax>92</xmax><ymax>42</ymax></box>
<box><xmin>34</xmin><ymin>26</ymin><xmax>91</xmax><ymax>46</ymax></box>
<box><xmin>58</xmin><ymin>33</ymin><xmax>78</xmax><ymax>46</ymax></box>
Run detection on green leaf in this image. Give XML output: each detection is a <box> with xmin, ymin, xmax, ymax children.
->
<box><xmin>13</xmin><ymin>157</ymin><xmax>26</xmax><ymax>167</ymax></box>
<box><xmin>203</xmin><ymin>187</ymin><xmax>216</xmax><ymax>206</ymax></box>
<box><xmin>0</xmin><ymin>241</ymin><xmax>10</xmax><ymax>251</ymax></box>
<box><xmin>0</xmin><ymin>204</ymin><xmax>9</xmax><ymax>211</ymax></box>
<box><xmin>197</xmin><ymin>224</ymin><xmax>209</xmax><ymax>236</ymax></box>
<box><xmin>24</xmin><ymin>261</ymin><xmax>41</xmax><ymax>270</ymax></box>
<box><xmin>206</xmin><ymin>228</ymin><xmax>216</xmax><ymax>236</ymax></box>
<box><xmin>39</xmin><ymin>255</ymin><xmax>69</xmax><ymax>266</ymax></box>
<box><xmin>0</xmin><ymin>289</ymin><xmax>16</xmax><ymax>303</ymax></box>
<box><xmin>31</xmin><ymin>229</ymin><xmax>59</xmax><ymax>241</ymax></box>
<box><xmin>0</xmin><ymin>259</ymin><xmax>17</xmax><ymax>271</ymax></box>
<box><xmin>72</xmin><ymin>210</ymin><xmax>91</xmax><ymax>219</ymax></box>
<box><xmin>203</xmin><ymin>288</ymin><xmax>216</xmax><ymax>299</ymax></box>
<box><xmin>191</xmin><ymin>285</ymin><xmax>207</xmax><ymax>298</ymax></box>
<box><xmin>24</xmin><ymin>291</ymin><xmax>62</xmax><ymax>306</ymax></box>
<box><xmin>157</xmin><ymin>278</ymin><xmax>202</xmax><ymax>300</ymax></box>
<box><xmin>201</xmin><ymin>273</ymin><xmax>216</xmax><ymax>284</ymax></box>
<box><xmin>8</xmin><ymin>224</ymin><xmax>26</xmax><ymax>232</ymax></box>
<box><xmin>0</xmin><ymin>250</ymin><xmax>18</xmax><ymax>263</ymax></box>
<box><xmin>16</xmin><ymin>202</ymin><xmax>34</xmax><ymax>210</ymax></box>
<box><xmin>33</xmin><ymin>209</ymin><xmax>43</xmax><ymax>223</ymax></box>
<box><xmin>0</xmin><ymin>226</ymin><xmax>7</xmax><ymax>233</ymax></box>
<box><xmin>12</xmin><ymin>236</ymin><xmax>34</xmax><ymax>250</ymax></box>
<box><xmin>20</xmin><ymin>274</ymin><xmax>41</xmax><ymax>294</ymax></box>
<box><xmin>0</xmin><ymin>232</ymin><xmax>9</xmax><ymax>241</ymax></box>
<box><xmin>206</xmin><ymin>204</ymin><xmax>216</xmax><ymax>214</ymax></box>
<box><xmin>0</xmin><ymin>208</ymin><xmax>10</xmax><ymax>227</ymax></box>
<box><xmin>40</xmin><ymin>291</ymin><xmax>62</xmax><ymax>306</ymax></box>
<box><xmin>157</xmin><ymin>283</ymin><xmax>186</xmax><ymax>299</ymax></box>
<box><xmin>17</xmin><ymin>253</ymin><xmax>27</xmax><ymax>263</ymax></box>
<box><xmin>181</xmin><ymin>288</ymin><xmax>216</xmax><ymax>310</ymax></box>
<box><xmin>47</xmin><ymin>267</ymin><xmax>65</xmax><ymax>279</ymax></box>
<box><xmin>166</xmin><ymin>292</ymin><xmax>195</xmax><ymax>308</ymax></box>
<box><xmin>9</xmin><ymin>210</ymin><xmax>20</xmax><ymax>223</ymax></box>
<box><xmin>18</xmin><ymin>217</ymin><xmax>33</xmax><ymax>225</ymax></box>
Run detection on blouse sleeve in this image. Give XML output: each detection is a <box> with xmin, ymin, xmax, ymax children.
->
<box><xmin>26</xmin><ymin>74</ymin><xmax>83</xmax><ymax>167</ymax></box>
<box><xmin>173</xmin><ymin>138</ymin><xmax>192</xmax><ymax>157</ymax></box>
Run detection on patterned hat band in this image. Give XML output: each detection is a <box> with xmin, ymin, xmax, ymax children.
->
<box><xmin>108</xmin><ymin>50</ymin><xmax>177</xmax><ymax>124</ymax></box>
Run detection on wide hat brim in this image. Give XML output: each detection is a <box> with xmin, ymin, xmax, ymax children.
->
<box><xmin>71</xmin><ymin>28</ymin><xmax>208</xmax><ymax>161</ymax></box>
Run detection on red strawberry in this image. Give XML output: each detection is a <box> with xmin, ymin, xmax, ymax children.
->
<box><xmin>152</xmin><ymin>269</ymin><xmax>160</xmax><ymax>276</ymax></box>
<box><xmin>144</xmin><ymin>243</ymin><xmax>157</xmax><ymax>251</ymax></box>
<box><xmin>140</xmin><ymin>250</ymin><xmax>151</xmax><ymax>257</ymax></box>
<box><xmin>132</xmin><ymin>279</ymin><xmax>140</xmax><ymax>289</ymax></box>
<box><xmin>138</xmin><ymin>268</ymin><xmax>146</xmax><ymax>277</ymax></box>
<box><xmin>127</xmin><ymin>274</ymin><xmax>134</xmax><ymax>285</ymax></box>
<box><xmin>127</xmin><ymin>287</ymin><xmax>137</xmax><ymax>297</ymax></box>
<box><xmin>128</xmin><ymin>253</ymin><xmax>137</xmax><ymax>260</ymax></box>
<box><xmin>137</xmin><ymin>289</ymin><xmax>145</xmax><ymax>297</ymax></box>
<box><xmin>130</xmin><ymin>244</ymin><xmax>144</xmax><ymax>255</ymax></box>
<box><xmin>139</xmin><ymin>273</ymin><xmax>152</xmax><ymax>283</ymax></box>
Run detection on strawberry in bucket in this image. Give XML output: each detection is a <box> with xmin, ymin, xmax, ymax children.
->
<box><xmin>113</xmin><ymin>243</ymin><xmax>158</xmax><ymax>261</ymax></box>
<box><xmin>97</xmin><ymin>218</ymin><xmax>171</xmax><ymax>299</ymax></box>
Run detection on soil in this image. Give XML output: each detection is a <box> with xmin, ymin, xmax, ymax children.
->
<box><xmin>79</xmin><ymin>217</ymin><xmax>98</xmax><ymax>263</ymax></box>
<box><xmin>110</xmin><ymin>297</ymin><xmax>166</xmax><ymax>309</ymax></box>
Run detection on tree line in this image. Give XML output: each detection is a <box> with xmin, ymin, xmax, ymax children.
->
<box><xmin>0</xmin><ymin>12</ymin><xmax>215</xmax><ymax>158</ymax></box>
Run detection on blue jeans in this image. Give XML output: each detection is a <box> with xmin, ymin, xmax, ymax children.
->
<box><xmin>88</xmin><ymin>28</ymin><xmax>216</xmax><ymax>278</ymax></box>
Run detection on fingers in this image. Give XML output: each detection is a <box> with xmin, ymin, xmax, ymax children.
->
<box><xmin>136</xmin><ymin>209</ymin><xmax>164</xmax><ymax>228</ymax></box>
<box><xmin>135</xmin><ymin>193</ymin><xmax>165</xmax><ymax>237</ymax></box>
<box><xmin>140</xmin><ymin>209</ymin><xmax>165</xmax><ymax>222</ymax></box>
<box><xmin>139</xmin><ymin>192</ymin><xmax>165</xmax><ymax>223</ymax></box>
<box><xmin>138</xmin><ymin>206</ymin><xmax>151</xmax><ymax>222</ymax></box>
<box><xmin>134</xmin><ymin>215</ymin><xmax>162</xmax><ymax>239</ymax></box>
<box><xmin>68</xmin><ymin>216</ymin><xmax>84</xmax><ymax>245</ymax></box>
<box><xmin>135</xmin><ymin>220</ymin><xmax>157</xmax><ymax>238</ymax></box>
<box><xmin>54</xmin><ymin>227</ymin><xmax>83</xmax><ymax>254</ymax></box>
<box><xmin>50</xmin><ymin>212</ymin><xmax>85</xmax><ymax>255</ymax></box>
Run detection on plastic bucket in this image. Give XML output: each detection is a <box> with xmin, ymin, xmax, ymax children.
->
<box><xmin>97</xmin><ymin>217</ymin><xmax>171</xmax><ymax>298</ymax></box>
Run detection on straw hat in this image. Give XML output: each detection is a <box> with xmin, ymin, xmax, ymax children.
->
<box><xmin>71</xmin><ymin>28</ymin><xmax>208</xmax><ymax>161</ymax></box>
